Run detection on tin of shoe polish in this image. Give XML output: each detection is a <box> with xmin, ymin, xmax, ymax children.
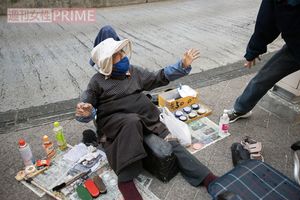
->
<box><xmin>183</xmin><ymin>106</ymin><xmax>192</xmax><ymax>114</ymax></box>
<box><xmin>179</xmin><ymin>115</ymin><xmax>187</xmax><ymax>122</ymax></box>
<box><xmin>197</xmin><ymin>108</ymin><xmax>207</xmax><ymax>115</ymax></box>
<box><xmin>188</xmin><ymin>112</ymin><xmax>197</xmax><ymax>119</ymax></box>
<box><xmin>175</xmin><ymin>110</ymin><xmax>184</xmax><ymax>118</ymax></box>
<box><xmin>191</xmin><ymin>104</ymin><xmax>200</xmax><ymax>110</ymax></box>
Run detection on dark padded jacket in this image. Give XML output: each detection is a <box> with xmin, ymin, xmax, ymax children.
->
<box><xmin>245</xmin><ymin>0</ymin><xmax>300</xmax><ymax>63</ymax></box>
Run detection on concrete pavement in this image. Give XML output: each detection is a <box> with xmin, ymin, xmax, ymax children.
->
<box><xmin>1</xmin><ymin>73</ymin><xmax>299</xmax><ymax>200</ymax></box>
<box><xmin>0</xmin><ymin>0</ymin><xmax>284</xmax><ymax>116</ymax></box>
<box><xmin>1</xmin><ymin>1</ymin><xmax>297</xmax><ymax>199</ymax></box>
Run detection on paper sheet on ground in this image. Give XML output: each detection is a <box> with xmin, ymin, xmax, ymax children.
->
<box><xmin>23</xmin><ymin>145</ymin><xmax>158</xmax><ymax>200</ymax></box>
<box><xmin>67</xmin><ymin>163</ymin><xmax>158</xmax><ymax>200</ymax></box>
<box><xmin>186</xmin><ymin>117</ymin><xmax>230</xmax><ymax>154</ymax></box>
<box><xmin>21</xmin><ymin>117</ymin><xmax>228</xmax><ymax>199</ymax></box>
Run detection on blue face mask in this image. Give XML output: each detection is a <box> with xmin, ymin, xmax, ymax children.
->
<box><xmin>111</xmin><ymin>56</ymin><xmax>130</xmax><ymax>77</ymax></box>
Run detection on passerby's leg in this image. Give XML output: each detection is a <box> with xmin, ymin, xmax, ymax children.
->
<box><xmin>168</xmin><ymin>141</ymin><xmax>217</xmax><ymax>187</ymax></box>
<box><xmin>234</xmin><ymin>45</ymin><xmax>300</xmax><ymax>113</ymax></box>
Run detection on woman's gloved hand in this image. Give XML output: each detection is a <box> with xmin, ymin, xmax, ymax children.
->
<box><xmin>76</xmin><ymin>102</ymin><xmax>93</xmax><ymax>117</ymax></box>
<box><xmin>182</xmin><ymin>49</ymin><xmax>200</xmax><ymax>68</ymax></box>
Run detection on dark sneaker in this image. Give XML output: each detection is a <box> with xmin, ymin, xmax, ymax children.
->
<box><xmin>231</xmin><ymin>143</ymin><xmax>250</xmax><ymax>167</ymax></box>
<box><xmin>226</xmin><ymin>109</ymin><xmax>252</xmax><ymax>123</ymax></box>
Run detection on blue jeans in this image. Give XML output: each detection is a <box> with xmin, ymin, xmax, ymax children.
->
<box><xmin>234</xmin><ymin>45</ymin><xmax>300</xmax><ymax>113</ymax></box>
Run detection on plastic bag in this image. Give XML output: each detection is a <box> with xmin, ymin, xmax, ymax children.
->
<box><xmin>160</xmin><ymin>107</ymin><xmax>192</xmax><ymax>146</ymax></box>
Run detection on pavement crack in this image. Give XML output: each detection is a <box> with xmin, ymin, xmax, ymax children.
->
<box><xmin>0</xmin><ymin>47</ymin><xmax>3</xmax><ymax>59</ymax></box>
<box><xmin>135</xmin><ymin>42</ymin><xmax>153</xmax><ymax>52</ymax></box>
<box><xmin>201</xmin><ymin>56</ymin><xmax>222</xmax><ymax>66</ymax></box>
<box><xmin>164</xmin><ymin>180</ymin><xmax>178</xmax><ymax>200</ymax></box>
<box><xmin>57</xmin><ymin>24</ymin><xmax>66</xmax><ymax>31</ymax></box>
<box><xmin>152</xmin><ymin>58</ymin><xmax>163</xmax><ymax>68</ymax></box>
<box><xmin>220</xmin><ymin>46</ymin><xmax>238</xmax><ymax>56</ymax></box>
<box><xmin>72</xmin><ymin>61</ymin><xmax>91</xmax><ymax>80</ymax></box>
<box><xmin>66</xmin><ymin>68</ymin><xmax>82</xmax><ymax>95</ymax></box>
<box><xmin>33</xmin><ymin>67</ymin><xmax>43</xmax><ymax>92</ymax></box>
<box><xmin>43</xmin><ymin>44</ymin><xmax>58</xmax><ymax>60</ymax></box>
<box><xmin>35</xmin><ymin>23</ymin><xmax>42</xmax><ymax>29</ymax></box>
<box><xmin>0</xmin><ymin>83</ymin><xmax>5</xmax><ymax>99</ymax></box>
<box><xmin>266</xmin><ymin>113</ymin><xmax>270</xmax><ymax>128</ymax></box>
<box><xmin>73</xmin><ymin>34</ymin><xmax>90</xmax><ymax>49</ymax></box>
<box><xmin>21</xmin><ymin>49</ymin><xmax>44</xmax><ymax>92</ymax></box>
<box><xmin>80</xmin><ymin>31</ymin><xmax>93</xmax><ymax>43</ymax></box>
<box><xmin>192</xmin><ymin>190</ymin><xmax>200</xmax><ymax>200</ymax></box>
<box><xmin>118</xmin><ymin>28</ymin><xmax>176</xmax><ymax>56</ymax></box>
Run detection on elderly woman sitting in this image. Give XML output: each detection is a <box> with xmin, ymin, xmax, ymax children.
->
<box><xmin>76</xmin><ymin>26</ymin><xmax>217</xmax><ymax>200</ymax></box>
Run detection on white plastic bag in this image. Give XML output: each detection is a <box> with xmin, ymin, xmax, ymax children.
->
<box><xmin>160</xmin><ymin>107</ymin><xmax>192</xmax><ymax>146</ymax></box>
<box><xmin>177</xmin><ymin>85</ymin><xmax>197</xmax><ymax>98</ymax></box>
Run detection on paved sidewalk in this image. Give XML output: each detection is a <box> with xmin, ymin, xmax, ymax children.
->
<box><xmin>0</xmin><ymin>0</ymin><xmax>284</xmax><ymax>113</ymax></box>
<box><xmin>1</xmin><ymin>73</ymin><xmax>299</xmax><ymax>200</ymax></box>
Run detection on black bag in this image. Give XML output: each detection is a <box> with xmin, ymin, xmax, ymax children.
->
<box><xmin>143</xmin><ymin>134</ymin><xmax>179</xmax><ymax>182</ymax></box>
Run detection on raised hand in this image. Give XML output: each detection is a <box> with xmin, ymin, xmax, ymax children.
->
<box><xmin>182</xmin><ymin>49</ymin><xmax>200</xmax><ymax>68</ymax></box>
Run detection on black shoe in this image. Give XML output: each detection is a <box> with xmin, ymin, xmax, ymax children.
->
<box><xmin>226</xmin><ymin>109</ymin><xmax>252</xmax><ymax>123</ymax></box>
<box><xmin>82</xmin><ymin>129</ymin><xmax>98</xmax><ymax>146</ymax></box>
<box><xmin>231</xmin><ymin>143</ymin><xmax>250</xmax><ymax>167</ymax></box>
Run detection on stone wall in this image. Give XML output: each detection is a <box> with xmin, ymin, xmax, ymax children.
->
<box><xmin>1</xmin><ymin>0</ymin><xmax>166</xmax><ymax>15</ymax></box>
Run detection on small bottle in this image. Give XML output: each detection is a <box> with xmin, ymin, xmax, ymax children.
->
<box><xmin>42</xmin><ymin>135</ymin><xmax>56</xmax><ymax>159</ymax></box>
<box><xmin>219</xmin><ymin>110</ymin><xmax>230</xmax><ymax>134</ymax></box>
<box><xmin>53</xmin><ymin>121</ymin><xmax>67</xmax><ymax>151</ymax></box>
<box><xmin>18</xmin><ymin>139</ymin><xmax>34</xmax><ymax>166</ymax></box>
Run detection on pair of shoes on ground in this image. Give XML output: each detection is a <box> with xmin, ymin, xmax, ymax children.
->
<box><xmin>225</xmin><ymin>109</ymin><xmax>252</xmax><ymax>123</ymax></box>
<box><xmin>241</xmin><ymin>136</ymin><xmax>264</xmax><ymax>162</ymax></box>
<box><xmin>231</xmin><ymin>136</ymin><xmax>264</xmax><ymax>167</ymax></box>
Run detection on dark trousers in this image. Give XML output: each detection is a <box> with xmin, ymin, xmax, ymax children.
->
<box><xmin>118</xmin><ymin>140</ymin><xmax>211</xmax><ymax>187</ymax></box>
<box><xmin>234</xmin><ymin>45</ymin><xmax>300</xmax><ymax>113</ymax></box>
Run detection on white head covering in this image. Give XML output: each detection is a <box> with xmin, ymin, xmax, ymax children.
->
<box><xmin>91</xmin><ymin>38</ymin><xmax>132</xmax><ymax>76</ymax></box>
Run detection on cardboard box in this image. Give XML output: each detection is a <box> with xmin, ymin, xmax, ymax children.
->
<box><xmin>158</xmin><ymin>88</ymin><xmax>212</xmax><ymax>122</ymax></box>
<box><xmin>158</xmin><ymin>88</ymin><xmax>199</xmax><ymax>111</ymax></box>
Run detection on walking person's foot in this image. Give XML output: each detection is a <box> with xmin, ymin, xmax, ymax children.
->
<box><xmin>225</xmin><ymin>109</ymin><xmax>252</xmax><ymax>123</ymax></box>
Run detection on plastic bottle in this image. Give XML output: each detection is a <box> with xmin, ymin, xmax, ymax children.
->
<box><xmin>42</xmin><ymin>135</ymin><xmax>56</xmax><ymax>159</ymax></box>
<box><xmin>219</xmin><ymin>110</ymin><xmax>230</xmax><ymax>134</ymax></box>
<box><xmin>18</xmin><ymin>139</ymin><xmax>34</xmax><ymax>166</ymax></box>
<box><xmin>53</xmin><ymin>121</ymin><xmax>67</xmax><ymax>151</ymax></box>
